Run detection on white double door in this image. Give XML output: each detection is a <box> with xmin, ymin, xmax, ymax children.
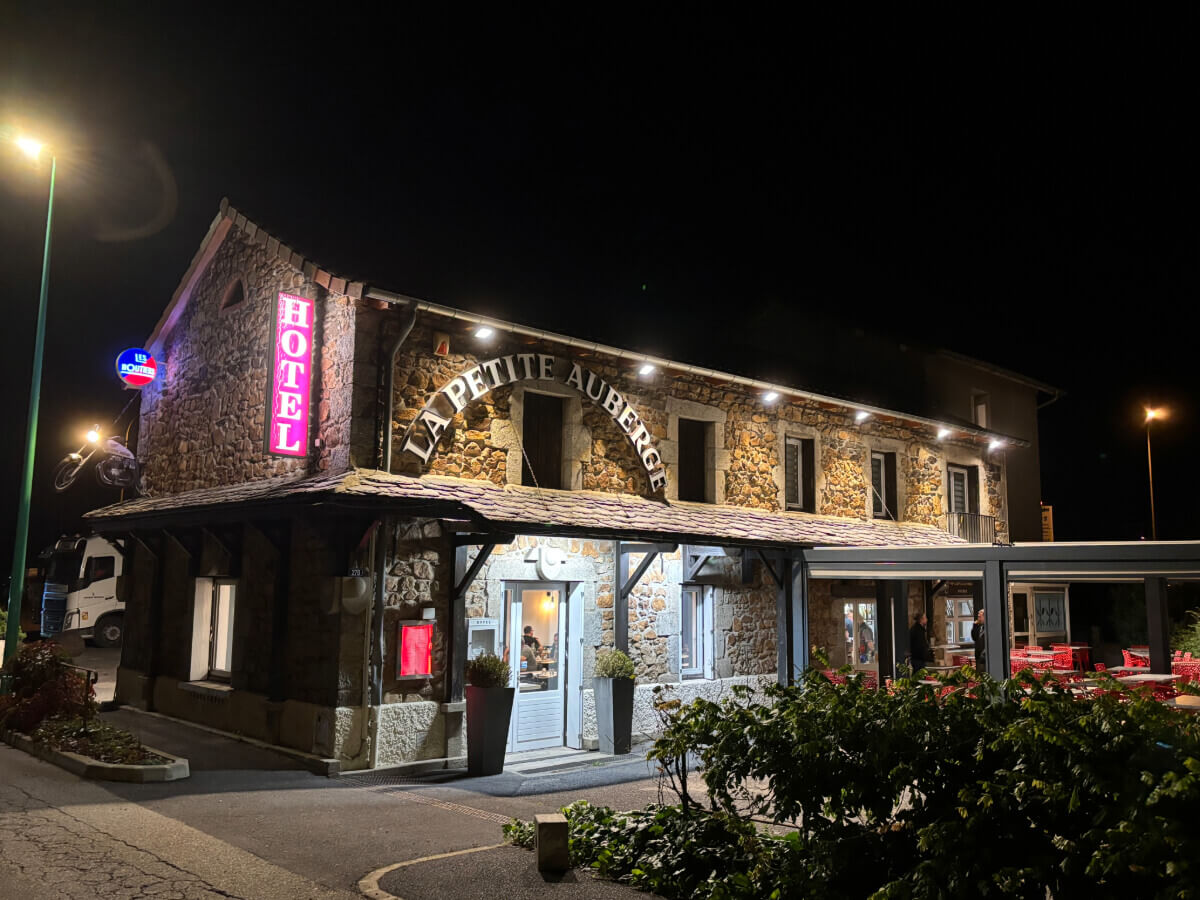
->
<box><xmin>505</xmin><ymin>582</ymin><xmax>580</xmax><ymax>752</ymax></box>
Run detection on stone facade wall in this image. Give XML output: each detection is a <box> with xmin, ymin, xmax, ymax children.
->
<box><xmin>381</xmin><ymin>519</ymin><xmax>452</xmax><ymax>703</ymax></box>
<box><xmin>387</xmin><ymin>315</ymin><xmax>1008</xmax><ymax>535</ymax></box>
<box><xmin>137</xmin><ymin>223</ymin><xmax>375</xmax><ymax>495</ymax></box>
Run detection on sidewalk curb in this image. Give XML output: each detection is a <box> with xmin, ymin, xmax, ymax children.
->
<box><xmin>2</xmin><ymin>728</ymin><xmax>190</xmax><ymax>782</ymax></box>
<box><xmin>107</xmin><ymin>704</ymin><xmax>341</xmax><ymax>777</ymax></box>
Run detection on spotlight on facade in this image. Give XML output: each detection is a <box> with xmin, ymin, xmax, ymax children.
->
<box><xmin>937</xmin><ymin>428</ymin><xmax>951</xmax><ymax>441</ymax></box>
<box><xmin>638</xmin><ymin>363</ymin><xmax>656</xmax><ymax>376</ymax></box>
<box><xmin>989</xmin><ymin>439</ymin><xmax>1004</xmax><ymax>452</ymax></box>
<box><xmin>85</xmin><ymin>427</ymin><xmax>101</xmax><ymax>444</ymax></box>
<box><xmin>855</xmin><ymin>410</ymin><xmax>870</xmax><ymax>423</ymax></box>
<box><xmin>762</xmin><ymin>391</ymin><xmax>780</xmax><ymax>404</ymax></box>
<box><xmin>474</xmin><ymin>325</ymin><xmax>494</xmax><ymax>340</ymax></box>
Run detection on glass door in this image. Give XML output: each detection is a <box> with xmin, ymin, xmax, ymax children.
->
<box><xmin>506</xmin><ymin>583</ymin><xmax>567</xmax><ymax>752</ymax></box>
<box><xmin>843</xmin><ymin>601</ymin><xmax>877</xmax><ymax>672</ymax></box>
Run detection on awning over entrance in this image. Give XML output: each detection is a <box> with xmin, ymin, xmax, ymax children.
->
<box><xmin>86</xmin><ymin>468</ymin><xmax>966</xmax><ymax>551</ymax></box>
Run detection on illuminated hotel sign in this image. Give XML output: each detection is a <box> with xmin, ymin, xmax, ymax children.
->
<box><xmin>115</xmin><ymin>348</ymin><xmax>157</xmax><ymax>387</ymax></box>
<box><xmin>402</xmin><ymin>354</ymin><xmax>667</xmax><ymax>491</ymax></box>
<box><xmin>267</xmin><ymin>292</ymin><xmax>314</xmax><ymax>457</ymax></box>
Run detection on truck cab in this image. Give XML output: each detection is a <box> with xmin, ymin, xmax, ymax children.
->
<box><xmin>23</xmin><ymin>535</ymin><xmax>127</xmax><ymax>648</ymax></box>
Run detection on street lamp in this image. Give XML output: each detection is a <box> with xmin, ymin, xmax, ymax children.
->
<box><xmin>1144</xmin><ymin>407</ymin><xmax>1166</xmax><ymax>541</ymax></box>
<box><xmin>4</xmin><ymin>134</ymin><xmax>57</xmax><ymax>664</ymax></box>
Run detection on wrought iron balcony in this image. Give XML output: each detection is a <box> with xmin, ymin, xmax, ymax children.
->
<box><xmin>943</xmin><ymin>512</ymin><xmax>996</xmax><ymax>543</ymax></box>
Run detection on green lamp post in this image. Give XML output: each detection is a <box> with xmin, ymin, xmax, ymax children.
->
<box><xmin>5</xmin><ymin>136</ymin><xmax>57</xmax><ymax>664</ymax></box>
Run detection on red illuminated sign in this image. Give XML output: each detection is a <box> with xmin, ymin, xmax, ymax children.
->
<box><xmin>267</xmin><ymin>292</ymin><xmax>314</xmax><ymax>457</ymax></box>
<box><xmin>397</xmin><ymin>623</ymin><xmax>434</xmax><ymax>678</ymax></box>
<box><xmin>115</xmin><ymin>348</ymin><xmax>157</xmax><ymax>388</ymax></box>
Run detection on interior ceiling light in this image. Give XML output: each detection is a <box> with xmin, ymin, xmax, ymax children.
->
<box><xmin>474</xmin><ymin>325</ymin><xmax>494</xmax><ymax>339</ymax></box>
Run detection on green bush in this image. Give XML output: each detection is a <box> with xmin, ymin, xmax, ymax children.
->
<box><xmin>0</xmin><ymin>641</ymin><xmax>93</xmax><ymax>734</ymax></box>
<box><xmin>594</xmin><ymin>649</ymin><xmax>635</xmax><ymax>680</ymax></box>
<box><xmin>465</xmin><ymin>652</ymin><xmax>510</xmax><ymax>688</ymax></box>
<box><xmin>650</xmin><ymin>668</ymin><xmax>1200</xmax><ymax>898</ymax></box>
<box><xmin>1172</xmin><ymin>609</ymin><xmax>1200</xmax><ymax>657</ymax></box>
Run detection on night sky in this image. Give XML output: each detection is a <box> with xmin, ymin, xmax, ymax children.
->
<box><xmin>1</xmin><ymin>9</ymin><xmax>1197</xmax><ymax>572</ymax></box>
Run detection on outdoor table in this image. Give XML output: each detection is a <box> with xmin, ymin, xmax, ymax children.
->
<box><xmin>1111</xmin><ymin>665</ymin><xmax>1149</xmax><ymax>673</ymax></box>
<box><xmin>1121</xmin><ymin>673</ymin><xmax>1182</xmax><ymax>684</ymax></box>
<box><xmin>925</xmin><ymin>665</ymin><xmax>958</xmax><ymax>672</ymax></box>
<box><xmin>1023</xmin><ymin>650</ymin><xmax>1056</xmax><ymax>656</ymax></box>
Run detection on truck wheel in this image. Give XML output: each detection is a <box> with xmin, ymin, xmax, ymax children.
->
<box><xmin>92</xmin><ymin>614</ymin><xmax>124</xmax><ymax>648</ymax></box>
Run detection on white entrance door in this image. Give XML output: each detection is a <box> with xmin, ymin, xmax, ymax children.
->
<box><xmin>506</xmin><ymin>582</ymin><xmax>568</xmax><ymax>752</ymax></box>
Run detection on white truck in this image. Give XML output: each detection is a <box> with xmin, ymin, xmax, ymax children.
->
<box><xmin>21</xmin><ymin>535</ymin><xmax>127</xmax><ymax>648</ymax></box>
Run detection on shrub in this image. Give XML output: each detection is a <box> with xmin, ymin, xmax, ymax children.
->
<box><xmin>651</xmin><ymin>668</ymin><xmax>1200</xmax><ymax>898</ymax></box>
<box><xmin>465</xmin><ymin>652</ymin><xmax>510</xmax><ymax>688</ymax></box>
<box><xmin>0</xmin><ymin>641</ymin><xmax>94</xmax><ymax>734</ymax></box>
<box><xmin>32</xmin><ymin>716</ymin><xmax>166</xmax><ymax>765</ymax></box>
<box><xmin>594</xmin><ymin>649</ymin><xmax>635</xmax><ymax>680</ymax></box>
<box><xmin>1172</xmin><ymin>609</ymin><xmax>1200</xmax><ymax>657</ymax></box>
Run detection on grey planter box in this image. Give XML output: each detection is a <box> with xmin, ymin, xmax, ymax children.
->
<box><xmin>594</xmin><ymin>677</ymin><xmax>634</xmax><ymax>755</ymax></box>
<box><xmin>466</xmin><ymin>685</ymin><xmax>514</xmax><ymax>776</ymax></box>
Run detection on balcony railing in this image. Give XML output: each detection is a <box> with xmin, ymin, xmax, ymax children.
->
<box><xmin>943</xmin><ymin>512</ymin><xmax>996</xmax><ymax>543</ymax></box>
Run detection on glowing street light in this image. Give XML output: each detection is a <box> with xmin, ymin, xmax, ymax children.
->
<box><xmin>4</xmin><ymin>132</ymin><xmax>57</xmax><ymax>664</ymax></box>
<box><xmin>1145</xmin><ymin>407</ymin><xmax>1167</xmax><ymax>540</ymax></box>
<box><xmin>86</xmin><ymin>426</ymin><xmax>101</xmax><ymax>444</ymax></box>
<box><xmin>15</xmin><ymin>136</ymin><xmax>44</xmax><ymax>160</ymax></box>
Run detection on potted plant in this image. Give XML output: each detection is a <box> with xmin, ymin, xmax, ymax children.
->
<box><xmin>593</xmin><ymin>649</ymin><xmax>635</xmax><ymax>755</ymax></box>
<box><xmin>465</xmin><ymin>652</ymin><xmax>513</xmax><ymax>776</ymax></box>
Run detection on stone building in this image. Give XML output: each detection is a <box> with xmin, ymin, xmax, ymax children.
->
<box><xmin>88</xmin><ymin>200</ymin><xmax>1047</xmax><ymax>771</ymax></box>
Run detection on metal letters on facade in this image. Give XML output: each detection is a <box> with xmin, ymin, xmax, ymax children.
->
<box><xmin>402</xmin><ymin>354</ymin><xmax>668</xmax><ymax>491</ymax></box>
<box><xmin>267</xmin><ymin>292</ymin><xmax>314</xmax><ymax>457</ymax></box>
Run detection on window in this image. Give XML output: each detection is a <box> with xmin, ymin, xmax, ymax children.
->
<box><xmin>209</xmin><ymin>580</ymin><xmax>236</xmax><ymax>680</ymax></box>
<box><xmin>681</xmin><ymin>586</ymin><xmax>708</xmax><ymax>678</ymax></box>
<box><xmin>947</xmin><ymin>464</ymin><xmax>979</xmax><ymax>514</ymax></box>
<box><xmin>521</xmin><ymin>392</ymin><xmax>564</xmax><ymax>489</ymax></box>
<box><xmin>83</xmin><ymin>555</ymin><xmax>115</xmax><ymax>584</ymax></box>
<box><xmin>785</xmin><ymin>436</ymin><xmax>815</xmax><ymax>512</ymax></box>
<box><xmin>676</xmin><ymin>418</ymin><xmax>711</xmax><ymax>502</ymax></box>
<box><xmin>972</xmin><ymin>392</ymin><xmax>990</xmax><ymax>429</ymax></box>
<box><xmin>871</xmin><ymin>451</ymin><xmax>898</xmax><ymax>520</ymax></box>
<box><xmin>945</xmin><ymin>592</ymin><xmax>975</xmax><ymax>644</ymax></box>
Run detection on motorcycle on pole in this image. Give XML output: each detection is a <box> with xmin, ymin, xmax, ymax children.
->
<box><xmin>53</xmin><ymin>425</ymin><xmax>143</xmax><ymax>494</ymax></box>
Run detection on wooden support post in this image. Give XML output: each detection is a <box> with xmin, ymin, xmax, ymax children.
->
<box><xmin>875</xmin><ymin>580</ymin><xmax>894</xmax><ymax>679</ymax></box>
<box><xmin>1146</xmin><ymin>576</ymin><xmax>1170</xmax><ymax>675</ymax></box>
<box><xmin>889</xmin><ymin>581</ymin><xmax>909</xmax><ymax>675</ymax></box>
<box><xmin>449</xmin><ymin>541</ymin><xmax>498</xmax><ymax>703</ymax></box>
<box><xmin>773</xmin><ymin>556</ymin><xmax>807</xmax><ymax>685</ymax></box>
<box><xmin>983</xmin><ymin>561</ymin><xmax>1007</xmax><ymax>680</ymax></box>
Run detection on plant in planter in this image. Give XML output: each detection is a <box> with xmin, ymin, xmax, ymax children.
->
<box><xmin>465</xmin><ymin>652</ymin><xmax>513</xmax><ymax>776</ymax></box>
<box><xmin>593</xmin><ymin>649</ymin><xmax>636</xmax><ymax>755</ymax></box>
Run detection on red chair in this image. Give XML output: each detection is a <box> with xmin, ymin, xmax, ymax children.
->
<box><xmin>1052</xmin><ymin>649</ymin><xmax>1074</xmax><ymax>669</ymax></box>
<box><xmin>1122</xmin><ymin>650</ymin><xmax>1150</xmax><ymax>668</ymax></box>
<box><xmin>1172</xmin><ymin>660</ymin><xmax>1200</xmax><ymax>684</ymax></box>
<box><xmin>1094</xmin><ymin>663</ymin><xmax>1107</xmax><ymax>672</ymax></box>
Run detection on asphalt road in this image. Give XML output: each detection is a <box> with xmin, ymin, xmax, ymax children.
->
<box><xmin>3</xmin><ymin>654</ymin><xmax>671</xmax><ymax>898</ymax></box>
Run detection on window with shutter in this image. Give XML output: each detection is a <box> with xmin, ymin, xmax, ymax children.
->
<box><xmin>871</xmin><ymin>451</ymin><xmax>897</xmax><ymax>519</ymax></box>
<box><xmin>947</xmin><ymin>464</ymin><xmax>972</xmax><ymax>514</ymax></box>
<box><xmin>677</xmin><ymin>419</ymin><xmax>710</xmax><ymax>502</ymax></box>
<box><xmin>784</xmin><ymin>436</ymin><xmax>816</xmax><ymax>512</ymax></box>
<box><xmin>521</xmin><ymin>392</ymin><xmax>564</xmax><ymax>489</ymax></box>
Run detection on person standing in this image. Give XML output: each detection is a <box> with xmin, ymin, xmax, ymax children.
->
<box><xmin>971</xmin><ymin>609</ymin><xmax>987</xmax><ymax>673</ymax></box>
<box><xmin>909</xmin><ymin>612</ymin><xmax>931</xmax><ymax>674</ymax></box>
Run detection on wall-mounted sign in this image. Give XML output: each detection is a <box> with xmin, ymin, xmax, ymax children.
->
<box><xmin>115</xmin><ymin>348</ymin><xmax>157</xmax><ymax>388</ymax></box>
<box><xmin>397</xmin><ymin>621</ymin><xmax>435</xmax><ymax>678</ymax></box>
<box><xmin>267</xmin><ymin>292</ymin><xmax>314</xmax><ymax>457</ymax></box>
<box><xmin>402</xmin><ymin>353</ymin><xmax>667</xmax><ymax>491</ymax></box>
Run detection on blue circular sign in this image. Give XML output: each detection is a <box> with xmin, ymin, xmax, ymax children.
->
<box><xmin>116</xmin><ymin>347</ymin><xmax>157</xmax><ymax>388</ymax></box>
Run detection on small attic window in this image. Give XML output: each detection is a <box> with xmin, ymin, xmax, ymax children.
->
<box><xmin>220</xmin><ymin>277</ymin><xmax>246</xmax><ymax>312</ymax></box>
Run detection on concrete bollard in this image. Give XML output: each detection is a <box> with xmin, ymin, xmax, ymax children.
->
<box><xmin>534</xmin><ymin>813</ymin><xmax>569</xmax><ymax>872</ymax></box>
